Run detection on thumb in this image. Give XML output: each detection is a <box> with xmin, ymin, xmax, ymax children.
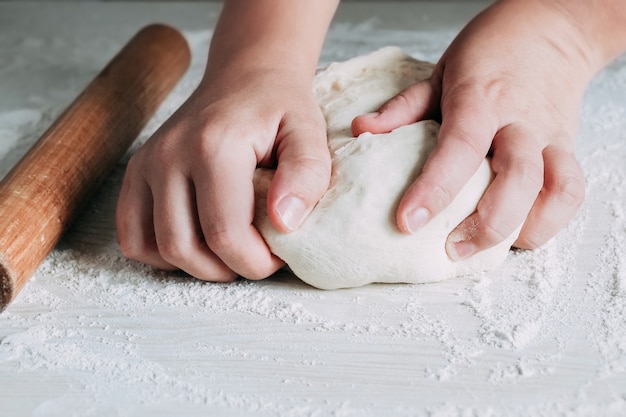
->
<box><xmin>267</xmin><ymin>118</ymin><xmax>332</xmax><ymax>233</ymax></box>
<box><xmin>351</xmin><ymin>79</ymin><xmax>438</xmax><ymax>136</ymax></box>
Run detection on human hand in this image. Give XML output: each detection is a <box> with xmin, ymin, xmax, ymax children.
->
<box><xmin>116</xmin><ymin>67</ymin><xmax>331</xmax><ymax>281</ymax></box>
<box><xmin>352</xmin><ymin>0</ymin><xmax>597</xmax><ymax>260</ymax></box>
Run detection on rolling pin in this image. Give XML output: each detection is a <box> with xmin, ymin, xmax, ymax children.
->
<box><xmin>0</xmin><ymin>24</ymin><xmax>191</xmax><ymax>311</ymax></box>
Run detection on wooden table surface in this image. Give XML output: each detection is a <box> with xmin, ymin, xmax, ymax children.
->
<box><xmin>1</xmin><ymin>2</ymin><xmax>625</xmax><ymax>416</ymax></box>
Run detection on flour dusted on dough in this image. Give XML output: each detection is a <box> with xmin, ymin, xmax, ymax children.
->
<box><xmin>253</xmin><ymin>47</ymin><xmax>520</xmax><ymax>289</ymax></box>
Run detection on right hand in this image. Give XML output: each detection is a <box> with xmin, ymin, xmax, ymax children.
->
<box><xmin>116</xmin><ymin>67</ymin><xmax>332</xmax><ymax>282</ymax></box>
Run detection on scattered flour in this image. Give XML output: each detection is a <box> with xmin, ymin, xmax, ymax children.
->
<box><xmin>1</xmin><ymin>19</ymin><xmax>625</xmax><ymax>417</ymax></box>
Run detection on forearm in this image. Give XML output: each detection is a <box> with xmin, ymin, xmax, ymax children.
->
<box><xmin>207</xmin><ymin>0</ymin><xmax>339</xmax><ymax>79</ymax></box>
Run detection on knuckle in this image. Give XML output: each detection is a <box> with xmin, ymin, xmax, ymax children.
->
<box><xmin>417</xmin><ymin>175</ymin><xmax>454</xmax><ymax>210</ymax></box>
<box><xmin>451</xmin><ymin>129</ymin><xmax>486</xmax><ymax>162</ymax></box>
<box><xmin>125</xmin><ymin>150</ymin><xmax>153</xmax><ymax>179</ymax></box>
<box><xmin>197</xmin><ymin>269</ymin><xmax>239</xmax><ymax>283</ymax></box>
<box><xmin>479</xmin><ymin>216</ymin><xmax>514</xmax><ymax>246</ymax></box>
<box><xmin>243</xmin><ymin>268</ymin><xmax>271</xmax><ymax>281</ymax></box>
<box><xmin>205</xmin><ymin>228</ymin><xmax>276</xmax><ymax>280</ymax></box>
<box><xmin>205</xmin><ymin>227</ymin><xmax>241</xmax><ymax>258</ymax></box>
<box><xmin>510</xmin><ymin>157</ymin><xmax>544</xmax><ymax>191</ymax></box>
<box><xmin>118</xmin><ymin>236</ymin><xmax>151</xmax><ymax>262</ymax></box>
<box><xmin>379</xmin><ymin>86</ymin><xmax>420</xmax><ymax>116</ymax></box>
<box><xmin>430</xmin><ymin>181</ymin><xmax>454</xmax><ymax>209</ymax></box>
<box><xmin>279</xmin><ymin>156</ymin><xmax>332</xmax><ymax>201</ymax></box>
<box><xmin>516</xmin><ymin>230</ymin><xmax>548</xmax><ymax>250</ymax></box>
<box><xmin>118</xmin><ymin>238</ymin><xmax>141</xmax><ymax>260</ymax></box>
<box><xmin>548</xmin><ymin>172</ymin><xmax>586</xmax><ymax>207</ymax></box>
<box><xmin>157</xmin><ymin>239</ymin><xmax>188</xmax><ymax>266</ymax></box>
<box><xmin>391</xmin><ymin>90</ymin><xmax>414</xmax><ymax>109</ymax></box>
<box><xmin>194</xmin><ymin>130</ymin><xmax>219</xmax><ymax>160</ymax></box>
<box><xmin>152</xmin><ymin>140</ymin><xmax>177</xmax><ymax>167</ymax></box>
<box><xmin>296</xmin><ymin>156</ymin><xmax>332</xmax><ymax>183</ymax></box>
<box><xmin>216</xmin><ymin>274</ymin><xmax>239</xmax><ymax>283</ymax></box>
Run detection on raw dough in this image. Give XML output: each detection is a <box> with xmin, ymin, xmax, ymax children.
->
<box><xmin>253</xmin><ymin>47</ymin><xmax>520</xmax><ymax>289</ymax></box>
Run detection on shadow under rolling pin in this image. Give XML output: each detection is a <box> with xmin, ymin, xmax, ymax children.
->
<box><xmin>0</xmin><ymin>24</ymin><xmax>191</xmax><ymax>311</ymax></box>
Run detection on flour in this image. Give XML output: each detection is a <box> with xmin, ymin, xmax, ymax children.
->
<box><xmin>1</xmin><ymin>18</ymin><xmax>626</xmax><ymax>417</ymax></box>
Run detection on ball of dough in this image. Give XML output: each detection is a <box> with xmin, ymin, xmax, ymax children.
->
<box><xmin>253</xmin><ymin>47</ymin><xmax>520</xmax><ymax>289</ymax></box>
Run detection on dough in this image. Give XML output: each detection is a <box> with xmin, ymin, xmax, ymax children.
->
<box><xmin>253</xmin><ymin>47</ymin><xmax>520</xmax><ymax>289</ymax></box>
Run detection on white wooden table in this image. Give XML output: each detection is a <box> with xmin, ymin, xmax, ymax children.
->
<box><xmin>1</xmin><ymin>2</ymin><xmax>625</xmax><ymax>416</ymax></box>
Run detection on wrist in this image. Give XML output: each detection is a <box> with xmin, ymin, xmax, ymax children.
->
<box><xmin>505</xmin><ymin>0</ymin><xmax>626</xmax><ymax>72</ymax></box>
<box><xmin>206</xmin><ymin>0</ymin><xmax>338</xmax><ymax>80</ymax></box>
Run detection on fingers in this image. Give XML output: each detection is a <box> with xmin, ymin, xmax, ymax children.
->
<box><xmin>117</xmin><ymin>137</ymin><xmax>284</xmax><ymax>282</ymax></box>
<box><xmin>445</xmin><ymin>124</ymin><xmax>544</xmax><ymax>260</ymax></box>
<box><xmin>351</xmin><ymin>80</ymin><xmax>439</xmax><ymax>136</ymax></box>
<box><xmin>267</xmin><ymin>117</ymin><xmax>332</xmax><ymax>232</ymax></box>
<box><xmin>350</xmin><ymin>71</ymin><xmax>582</xmax><ymax>261</ymax></box>
<box><xmin>193</xmin><ymin>142</ymin><xmax>284</xmax><ymax>280</ymax></box>
<box><xmin>396</xmin><ymin>94</ymin><xmax>499</xmax><ymax>235</ymax></box>
<box><xmin>116</xmin><ymin>160</ymin><xmax>175</xmax><ymax>272</ymax></box>
<box><xmin>117</xmin><ymin>105</ymin><xmax>327</xmax><ymax>281</ymax></box>
<box><xmin>117</xmin><ymin>154</ymin><xmax>242</xmax><ymax>282</ymax></box>
<box><xmin>514</xmin><ymin>146</ymin><xmax>585</xmax><ymax>249</ymax></box>
<box><xmin>151</xmin><ymin>170</ymin><xmax>239</xmax><ymax>282</ymax></box>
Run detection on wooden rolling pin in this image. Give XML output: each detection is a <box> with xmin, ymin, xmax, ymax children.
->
<box><xmin>0</xmin><ymin>24</ymin><xmax>191</xmax><ymax>311</ymax></box>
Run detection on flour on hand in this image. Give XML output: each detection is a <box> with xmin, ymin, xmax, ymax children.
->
<box><xmin>253</xmin><ymin>47</ymin><xmax>520</xmax><ymax>289</ymax></box>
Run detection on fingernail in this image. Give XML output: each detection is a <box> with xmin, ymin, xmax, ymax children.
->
<box><xmin>406</xmin><ymin>207</ymin><xmax>430</xmax><ymax>233</ymax></box>
<box><xmin>448</xmin><ymin>240</ymin><xmax>476</xmax><ymax>261</ymax></box>
<box><xmin>277</xmin><ymin>195</ymin><xmax>307</xmax><ymax>231</ymax></box>
<box><xmin>364</xmin><ymin>112</ymin><xmax>380</xmax><ymax>118</ymax></box>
